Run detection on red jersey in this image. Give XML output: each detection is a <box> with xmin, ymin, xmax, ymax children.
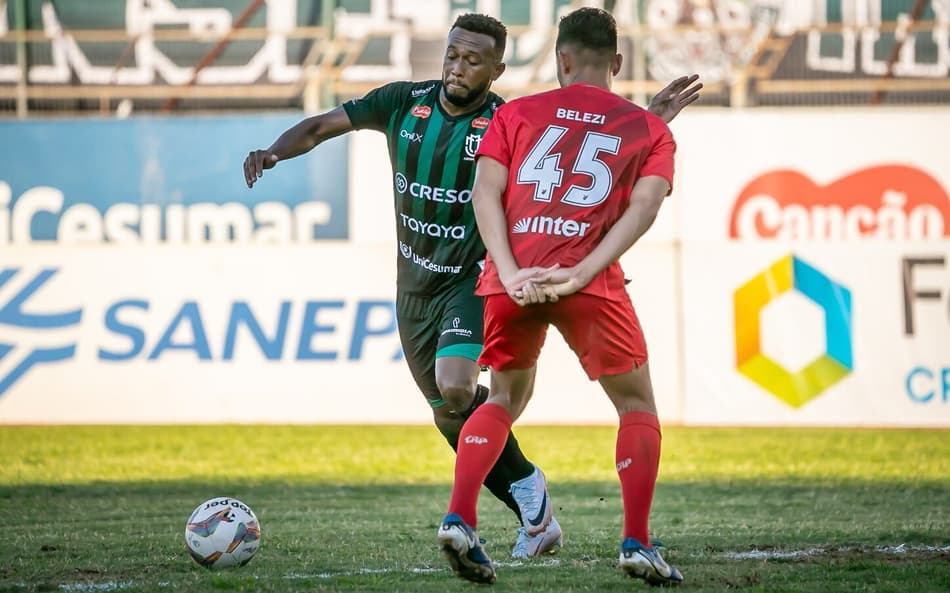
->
<box><xmin>474</xmin><ymin>83</ymin><xmax>675</xmax><ymax>300</ymax></box>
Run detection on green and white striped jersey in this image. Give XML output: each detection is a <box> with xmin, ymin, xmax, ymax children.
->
<box><xmin>344</xmin><ymin>80</ymin><xmax>502</xmax><ymax>296</ymax></box>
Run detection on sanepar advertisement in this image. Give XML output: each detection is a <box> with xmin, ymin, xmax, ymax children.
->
<box><xmin>0</xmin><ymin>245</ymin><xmax>410</xmax><ymax>424</ymax></box>
<box><xmin>0</xmin><ymin>115</ymin><xmax>409</xmax><ymax>424</ymax></box>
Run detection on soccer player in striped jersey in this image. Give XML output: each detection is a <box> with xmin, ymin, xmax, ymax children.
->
<box><xmin>438</xmin><ymin>7</ymin><xmax>686</xmax><ymax>585</ymax></box>
<box><xmin>244</xmin><ymin>13</ymin><xmax>700</xmax><ymax>560</ymax></box>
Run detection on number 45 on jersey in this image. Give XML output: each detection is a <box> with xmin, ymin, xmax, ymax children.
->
<box><xmin>517</xmin><ymin>125</ymin><xmax>621</xmax><ymax>208</ymax></box>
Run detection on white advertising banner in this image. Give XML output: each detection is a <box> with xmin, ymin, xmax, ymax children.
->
<box><xmin>681</xmin><ymin>242</ymin><xmax>950</xmax><ymax>426</ymax></box>
<box><xmin>673</xmin><ymin>108</ymin><xmax>950</xmax><ymax>426</ymax></box>
<box><xmin>0</xmin><ymin>245</ymin><xmax>409</xmax><ymax>424</ymax></box>
<box><xmin>5</xmin><ymin>109</ymin><xmax>949</xmax><ymax>426</ymax></box>
<box><xmin>671</xmin><ymin>108</ymin><xmax>950</xmax><ymax>243</ymax></box>
<box><xmin>0</xmin><ymin>244</ymin><xmax>681</xmax><ymax>425</ymax></box>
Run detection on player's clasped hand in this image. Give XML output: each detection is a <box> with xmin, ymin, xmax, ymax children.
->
<box><xmin>511</xmin><ymin>266</ymin><xmax>591</xmax><ymax>306</ymax></box>
<box><xmin>505</xmin><ymin>264</ymin><xmax>593</xmax><ymax>307</ymax></box>
<box><xmin>243</xmin><ymin>149</ymin><xmax>279</xmax><ymax>189</ymax></box>
<box><xmin>503</xmin><ymin>265</ymin><xmax>558</xmax><ymax>306</ymax></box>
<box><xmin>513</xmin><ymin>281</ymin><xmax>553</xmax><ymax>306</ymax></box>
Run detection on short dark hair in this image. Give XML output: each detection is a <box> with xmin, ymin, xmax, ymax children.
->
<box><xmin>556</xmin><ymin>7</ymin><xmax>617</xmax><ymax>59</ymax></box>
<box><xmin>452</xmin><ymin>13</ymin><xmax>507</xmax><ymax>59</ymax></box>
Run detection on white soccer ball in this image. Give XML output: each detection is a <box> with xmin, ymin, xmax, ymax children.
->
<box><xmin>184</xmin><ymin>497</ymin><xmax>262</xmax><ymax>568</ymax></box>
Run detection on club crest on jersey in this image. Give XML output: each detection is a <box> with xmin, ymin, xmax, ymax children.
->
<box><xmin>411</xmin><ymin>105</ymin><xmax>432</xmax><ymax>118</ymax></box>
<box><xmin>471</xmin><ymin>117</ymin><xmax>490</xmax><ymax>129</ymax></box>
<box><xmin>463</xmin><ymin>133</ymin><xmax>482</xmax><ymax>161</ymax></box>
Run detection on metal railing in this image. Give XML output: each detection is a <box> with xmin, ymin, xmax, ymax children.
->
<box><xmin>1</xmin><ymin>18</ymin><xmax>948</xmax><ymax>117</ymax></box>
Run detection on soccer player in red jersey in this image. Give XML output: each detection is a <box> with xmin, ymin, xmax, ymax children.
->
<box><xmin>437</xmin><ymin>7</ymin><xmax>685</xmax><ymax>586</ymax></box>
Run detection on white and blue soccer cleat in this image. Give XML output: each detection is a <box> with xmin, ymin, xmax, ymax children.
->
<box><xmin>509</xmin><ymin>465</ymin><xmax>553</xmax><ymax>536</ymax></box>
<box><xmin>511</xmin><ymin>515</ymin><xmax>563</xmax><ymax>559</ymax></box>
<box><xmin>437</xmin><ymin>513</ymin><xmax>496</xmax><ymax>584</ymax></box>
<box><xmin>618</xmin><ymin>537</ymin><xmax>684</xmax><ymax>587</ymax></box>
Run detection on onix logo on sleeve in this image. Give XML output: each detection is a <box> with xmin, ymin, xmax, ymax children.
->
<box><xmin>734</xmin><ymin>254</ymin><xmax>853</xmax><ymax>408</ymax></box>
<box><xmin>0</xmin><ymin>269</ymin><xmax>81</xmax><ymax>397</ymax></box>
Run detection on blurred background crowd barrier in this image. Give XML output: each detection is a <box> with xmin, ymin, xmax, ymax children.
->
<box><xmin>1</xmin><ymin>0</ymin><xmax>949</xmax><ymax>117</ymax></box>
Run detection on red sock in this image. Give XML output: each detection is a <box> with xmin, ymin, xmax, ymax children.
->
<box><xmin>447</xmin><ymin>403</ymin><xmax>512</xmax><ymax>528</ymax></box>
<box><xmin>616</xmin><ymin>411</ymin><xmax>662</xmax><ymax>544</ymax></box>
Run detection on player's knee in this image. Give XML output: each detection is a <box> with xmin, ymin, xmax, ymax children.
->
<box><xmin>436</xmin><ymin>377</ymin><xmax>477</xmax><ymax>412</ymax></box>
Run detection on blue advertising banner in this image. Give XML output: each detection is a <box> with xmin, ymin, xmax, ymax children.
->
<box><xmin>0</xmin><ymin>114</ymin><xmax>348</xmax><ymax>244</ymax></box>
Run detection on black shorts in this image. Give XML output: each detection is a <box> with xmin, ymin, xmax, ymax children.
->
<box><xmin>396</xmin><ymin>276</ymin><xmax>484</xmax><ymax>407</ymax></box>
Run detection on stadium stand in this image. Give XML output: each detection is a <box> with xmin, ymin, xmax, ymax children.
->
<box><xmin>1</xmin><ymin>0</ymin><xmax>948</xmax><ymax>117</ymax></box>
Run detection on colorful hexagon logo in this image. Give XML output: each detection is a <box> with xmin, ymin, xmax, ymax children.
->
<box><xmin>734</xmin><ymin>254</ymin><xmax>853</xmax><ymax>408</ymax></box>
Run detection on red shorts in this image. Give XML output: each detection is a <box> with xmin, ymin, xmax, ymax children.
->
<box><xmin>478</xmin><ymin>292</ymin><xmax>648</xmax><ymax>381</ymax></box>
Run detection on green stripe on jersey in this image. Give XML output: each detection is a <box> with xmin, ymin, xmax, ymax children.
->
<box><xmin>381</xmin><ymin>82</ymin><xmax>502</xmax><ymax>296</ymax></box>
<box><xmin>435</xmin><ymin>343</ymin><xmax>482</xmax><ymax>361</ymax></box>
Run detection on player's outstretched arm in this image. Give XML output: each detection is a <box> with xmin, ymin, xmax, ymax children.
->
<box><xmin>648</xmin><ymin>74</ymin><xmax>702</xmax><ymax>124</ymax></box>
<box><xmin>244</xmin><ymin>106</ymin><xmax>354</xmax><ymax>188</ymax></box>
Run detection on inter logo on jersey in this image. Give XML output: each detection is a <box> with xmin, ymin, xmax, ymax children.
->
<box><xmin>411</xmin><ymin>105</ymin><xmax>432</xmax><ymax>118</ymax></box>
<box><xmin>513</xmin><ymin>215</ymin><xmax>591</xmax><ymax>237</ymax></box>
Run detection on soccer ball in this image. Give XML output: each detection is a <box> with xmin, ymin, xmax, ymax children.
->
<box><xmin>184</xmin><ymin>497</ymin><xmax>261</xmax><ymax>568</ymax></box>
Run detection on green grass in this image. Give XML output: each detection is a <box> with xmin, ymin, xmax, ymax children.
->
<box><xmin>1</xmin><ymin>426</ymin><xmax>948</xmax><ymax>592</ymax></box>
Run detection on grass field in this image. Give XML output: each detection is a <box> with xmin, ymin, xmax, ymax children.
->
<box><xmin>1</xmin><ymin>425</ymin><xmax>948</xmax><ymax>592</ymax></box>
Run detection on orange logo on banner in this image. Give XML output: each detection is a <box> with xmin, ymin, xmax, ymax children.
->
<box><xmin>411</xmin><ymin>105</ymin><xmax>432</xmax><ymax>118</ymax></box>
<box><xmin>728</xmin><ymin>165</ymin><xmax>950</xmax><ymax>240</ymax></box>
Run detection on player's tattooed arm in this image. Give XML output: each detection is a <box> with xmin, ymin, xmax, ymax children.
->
<box><xmin>648</xmin><ymin>74</ymin><xmax>702</xmax><ymax>124</ymax></box>
<box><xmin>244</xmin><ymin>106</ymin><xmax>354</xmax><ymax>188</ymax></box>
